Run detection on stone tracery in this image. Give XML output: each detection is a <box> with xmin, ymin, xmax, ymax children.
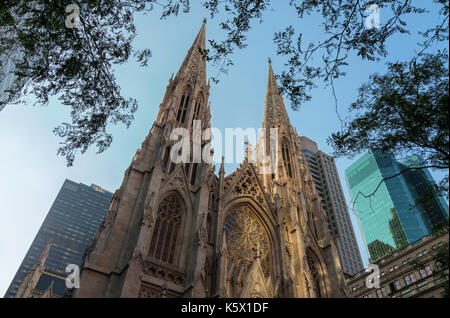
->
<box><xmin>148</xmin><ymin>193</ymin><xmax>184</xmax><ymax>264</ymax></box>
<box><xmin>224</xmin><ymin>205</ymin><xmax>272</xmax><ymax>278</ymax></box>
<box><xmin>232</xmin><ymin>169</ymin><xmax>265</xmax><ymax>206</ymax></box>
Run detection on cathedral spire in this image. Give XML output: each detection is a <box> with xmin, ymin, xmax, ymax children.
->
<box><xmin>156</xmin><ymin>20</ymin><xmax>209</xmax><ymax>125</ymax></box>
<box><xmin>263</xmin><ymin>60</ymin><xmax>291</xmax><ymax>128</ymax></box>
<box><xmin>176</xmin><ymin>20</ymin><xmax>207</xmax><ymax>81</ymax></box>
<box><xmin>191</xmin><ymin>19</ymin><xmax>207</xmax><ymax>51</ymax></box>
<box><xmin>39</xmin><ymin>239</ymin><xmax>52</xmax><ymax>269</ymax></box>
<box><xmin>267</xmin><ymin>58</ymin><xmax>279</xmax><ymax>95</ymax></box>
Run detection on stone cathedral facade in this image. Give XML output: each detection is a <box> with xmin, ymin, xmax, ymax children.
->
<box><xmin>74</xmin><ymin>22</ymin><xmax>348</xmax><ymax>298</ymax></box>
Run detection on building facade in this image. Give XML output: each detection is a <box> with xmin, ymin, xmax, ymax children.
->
<box><xmin>345</xmin><ymin>150</ymin><xmax>449</xmax><ymax>262</ymax></box>
<box><xmin>299</xmin><ymin>136</ymin><xmax>363</xmax><ymax>275</ymax></box>
<box><xmin>0</xmin><ymin>50</ymin><xmax>21</xmax><ymax>111</ymax></box>
<box><xmin>4</xmin><ymin>179</ymin><xmax>113</xmax><ymax>298</ymax></box>
<box><xmin>401</xmin><ymin>155</ymin><xmax>449</xmax><ymax>227</ymax></box>
<box><xmin>0</xmin><ymin>6</ymin><xmax>28</xmax><ymax>112</ymax></box>
<box><xmin>348</xmin><ymin>231</ymin><xmax>449</xmax><ymax>298</ymax></box>
<box><xmin>74</xmin><ymin>22</ymin><xmax>347</xmax><ymax>298</ymax></box>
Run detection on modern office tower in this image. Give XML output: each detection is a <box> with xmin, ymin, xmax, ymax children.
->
<box><xmin>346</xmin><ymin>150</ymin><xmax>449</xmax><ymax>262</ymax></box>
<box><xmin>0</xmin><ymin>7</ymin><xmax>27</xmax><ymax>112</ymax></box>
<box><xmin>0</xmin><ymin>51</ymin><xmax>21</xmax><ymax>111</ymax></box>
<box><xmin>401</xmin><ymin>155</ymin><xmax>449</xmax><ymax>227</ymax></box>
<box><xmin>299</xmin><ymin>136</ymin><xmax>364</xmax><ymax>275</ymax></box>
<box><xmin>4</xmin><ymin>179</ymin><xmax>113</xmax><ymax>298</ymax></box>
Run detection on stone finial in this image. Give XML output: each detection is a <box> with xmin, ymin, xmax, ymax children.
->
<box><xmin>219</xmin><ymin>156</ymin><xmax>225</xmax><ymax>176</ymax></box>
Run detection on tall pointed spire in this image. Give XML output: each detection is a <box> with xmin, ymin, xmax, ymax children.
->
<box><xmin>39</xmin><ymin>239</ymin><xmax>52</xmax><ymax>269</ymax></box>
<box><xmin>156</xmin><ymin>20</ymin><xmax>209</xmax><ymax>125</ymax></box>
<box><xmin>176</xmin><ymin>20</ymin><xmax>207</xmax><ymax>81</ymax></box>
<box><xmin>263</xmin><ymin>60</ymin><xmax>291</xmax><ymax>128</ymax></box>
<box><xmin>267</xmin><ymin>59</ymin><xmax>279</xmax><ymax>95</ymax></box>
<box><xmin>194</xmin><ymin>19</ymin><xmax>207</xmax><ymax>50</ymax></box>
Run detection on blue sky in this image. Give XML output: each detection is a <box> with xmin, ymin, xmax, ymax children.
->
<box><xmin>0</xmin><ymin>1</ymin><xmax>447</xmax><ymax>296</ymax></box>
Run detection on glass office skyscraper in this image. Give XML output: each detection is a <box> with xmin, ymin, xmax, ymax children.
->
<box><xmin>0</xmin><ymin>8</ymin><xmax>27</xmax><ymax>112</ymax></box>
<box><xmin>4</xmin><ymin>180</ymin><xmax>113</xmax><ymax>298</ymax></box>
<box><xmin>0</xmin><ymin>50</ymin><xmax>22</xmax><ymax>111</ymax></box>
<box><xmin>346</xmin><ymin>151</ymin><xmax>448</xmax><ymax>262</ymax></box>
<box><xmin>401</xmin><ymin>155</ymin><xmax>449</xmax><ymax>227</ymax></box>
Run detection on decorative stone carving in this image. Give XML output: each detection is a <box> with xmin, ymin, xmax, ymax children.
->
<box><xmin>197</xmin><ymin>213</ymin><xmax>209</xmax><ymax>249</ymax></box>
<box><xmin>274</xmin><ymin>193</ymin><xmax>281</xmax><ymax>213</ymax></box>
<box><xmin>138</xmin><ymin>285</ymin><xmax>159</xmax><ymax>298</ymax></box>
<box><xmin>142</xmin><ymin>192</ymin><xmax>156</xmax><ymax>227</ymax></box>
<box><xmin>224</xmin><ymin>206</ymin><xmax>271</xmax><ymax>278</ymax></box>
<box><xmin>166</xmin><ymin>171</ymin><xmax>184</xmax><ymax>191</ymax></box>
<box><xmin>101</xmin><ymin>209</ymin><xmax>116</xmax><ymax>230</ymax></box>
<box><xmin>232</xmin><ymin>169</ymin><xmax>265</xmax><ymax>206</ymax></box>
<box><xmin>239</xmin><ymin>256</ymin><xmax>274</xmax><ymax>298</ymax></box>
<box><xmin>304</xmin><ymin>234</ymin><xmax>312</xmax><ymax>248</ymax></box>
<box><xmin>144</xmin><ymin>261</ymin><xmax>185</xmax><ymax>285</ymax></box>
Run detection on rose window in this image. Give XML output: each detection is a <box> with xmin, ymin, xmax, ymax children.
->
<box><xmin>224</xmin><ymin>206</ymin><xmax>271</xmax><ymax>277</ymax></box>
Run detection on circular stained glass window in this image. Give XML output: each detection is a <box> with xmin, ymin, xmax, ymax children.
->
<box><xmin>224</xmin><ymin>206</ymin><xmax>271</xmax><ymax>277</ymax></box>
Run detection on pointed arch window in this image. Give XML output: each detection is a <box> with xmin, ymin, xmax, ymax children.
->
<box><xmin>206</xmin><ymin>214</ymin><xmax>212</xmax><ymax>242</ymax></box>
<box><xmin>168</xmin><ymin>161</ymin><xmax>176</xmax><ymax>175</ymax></box>
<box><xmin>205</xmin><ymin>257</ymin><xmax>211</xmax><ymax>297</ymax></box>
<box><xmin>177</xmin><ymin>88</ymin><xmax>191</xmax><ymax>123</ymax></box>
<box><xmin>282</xmin><ymin>142</ymin><xmax>293</xmax><ymax>178</ymax></box>
<box><xmin>184</xmin><ymin>162</ymin><xmax>191</xmax><ymax>175</ymax></box>
<box><xmin>209</xmin><ymin>193</ymin><xmax>216</xmax><ymax>210</ymax></box>
<box><xmin>190</xmin><ymin>163</ymin><xmax>198</xmax><ymax>185</ymax></box>
<box><xmin>307</xmin><ymin>253</ymin><xmax>322</xmax><ymax>298</ymax></box>
<box><xmin>163</xmin><ymin>146</ymin><xmax>171</xmax><ymax>171</ymax></box>
<box><xmin>191</xmin><ymin>95</ymin><xmax>203</xmax><ymax>127</ymax></box>
<box><xmin>149</xmin><ymin>193</ymin><xmax>184</xmax><ymax>264</ymax></box>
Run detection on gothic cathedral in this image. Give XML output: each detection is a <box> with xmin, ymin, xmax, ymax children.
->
<box><xmin>74</xmin><ymin>22</ymin><xmax>348</xmax><ymax>298</ymax></box>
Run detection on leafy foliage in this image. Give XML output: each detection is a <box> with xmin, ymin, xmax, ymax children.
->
<box><xmin>165</xmin><ymin>0</ymin><xmax>448</xmax><ymax>110</ymax></box>
<box><xmin>328</xmin><ymin>52</ymin><xmax>449</xmax><ymax>195</ymax></box>
<box><xmin>0</xmin><ymin>0</ymin><xmax>157</xmax><ymax>166</ymax></box>
<box><xmin>1</xmin><ymin>0</ymin><xmax>448</xmax><ymax>166</ymax></box>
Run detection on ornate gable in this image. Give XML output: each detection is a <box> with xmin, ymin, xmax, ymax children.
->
<box><xmin>239</xmin><ymin>257</ymin><xmax>274</xmax><ymax>298</ymax></box>
<box><xmin>160</xmin><ymin>165</ymin><xmax>193</xmax><ymax>208</ymax></box>
<box><xmin>223</xmin><ymin>170</ymin><xmax>239</xmax><ymax>192</ymax></box>
<box><xmin>223</xmin><ymin>161</ymin><xmax>273</xmax><ymax>214</ymax></box>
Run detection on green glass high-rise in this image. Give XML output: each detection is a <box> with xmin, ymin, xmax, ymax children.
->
<box><xmin>346</xmin><ymin>151</ymin><xmax>449</xmax><ymax>262</ymax></box>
